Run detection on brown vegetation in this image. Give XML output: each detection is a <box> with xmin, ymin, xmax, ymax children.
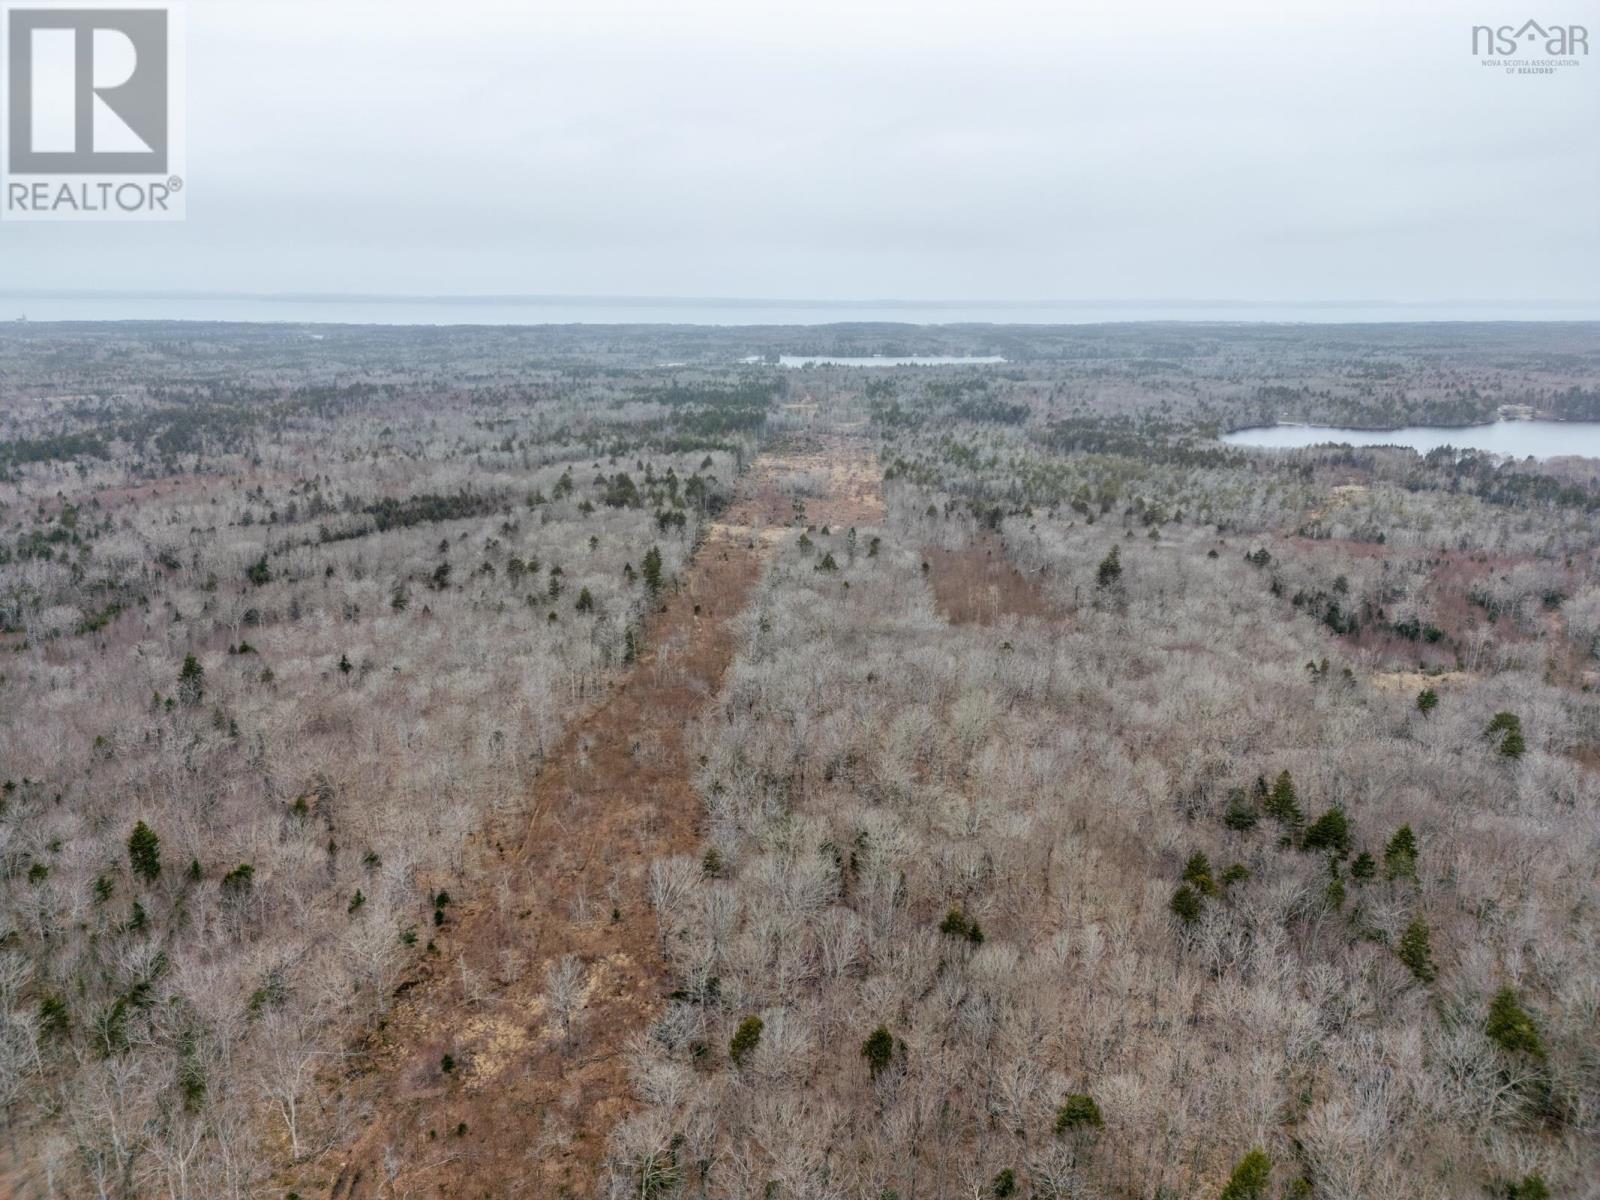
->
<box><xmin>924</xmin><ymin>537</ymin><xmax>1054</xmax><ymax>626</ymax></box>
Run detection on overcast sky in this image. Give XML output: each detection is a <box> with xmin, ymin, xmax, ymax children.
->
<box><xmin>2</xmin><ymin>0</ymin><xmax>1597</xmax><ymax>302</ymax></box>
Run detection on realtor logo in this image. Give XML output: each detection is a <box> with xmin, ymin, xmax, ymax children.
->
<box><xmin>1</xmin><ymin>1</ymin><xmax>185</xmax><ymax>220</ymax></box>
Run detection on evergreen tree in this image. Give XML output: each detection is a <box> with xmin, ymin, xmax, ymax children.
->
<box><xmin>1485</xmin><ymin>987</ymin><xmax>1545</xmax><ymax>1059</ymax></box>
<box><xmin>1222</xmin><ymin>790</ymin><xmax>1258</xmax><ymax>831</ymax></box>
<box><xmin>1265</xmin><ymin>770</ymin><xmax>1302</xmax><ymax>826</ymax></box>
<box><xmin>730</xmin><ymin>1015</ymin><xmax>763</xmax><ymax>1066</ymax></box>
<box><xmin>128</xmin><ymin>821</ymin><xmax>161</xmax><ymax>882</ymax></box>
<box><xmin>1218</xmin><ymin>1148</ymin><xmax>1271</xmax><ymax>1200</ymax></box>
<box><xmin>177</xmin><ymin>653</ymin><xmax>205</xmax><ymax>706</ymax></box>
<box><xmin>1170</xmin><ymin>883</ymin><xmax>1203</xmax><ymax>923</ymax></box>
<box><xmin>337</xmin><ymin>653</ymin><xmax>353</xmax><ymax>675</ymax></box>
<box><xmin>1054</xmin><ymin>1093</ymin><xmax>1103</xmax><ymax>1134</ymax></box>
<box><xmin>1485</xmin><ymin>710</ymin><xmax>1520</xmax><ymax>735</ymax></box>
<box><xmin>1486</xmin><ymin>711</ymin><xmax>1526</xmax><ymax>759</ymax></box>
<box><xmin>221</xmin><ymin>863</ymin><xmax>255</xmax><ymax>904</ymax></box>
<box><xmin>642</xmin><ymin>546</ymin><xmax>664</xmax><ymax>595</ymax></box>
<box><xmin>1182</xmin><ymin>852</ymin><xmax>1219</xmax><ymax>896</ymax></box>
<box><xmin>1350</xmin><ymin>850</ymin><xmax>1376</xmax><ymax>881</ymax></box>
<box><xmin>1096</xmin><ymin>545</ymin><xmax>1122</xmax><ymax>587</ymax></box>
<box><xmin>1416</xmin><ymin>688</ymin><xmax>1439</xmax><ymax>715</ymax></box>
<box><xmin>1397</xmin><ymin>914</ymin><xmax>1437</xmax><ymax>982</ymax></box>
<box><xmin>575</xmin><ymin>586</ymin><xmax>595</xmax><ymax>613</ymax></box>
<box><xmin>1301</xmin><ymin>807</ymin><xmax>1352</xmax><ymax>856</ymax></box>
<box><xmin>1507</xmin><ymin>1174</ymin><xmax>1550</xmax><ymax>1200</ymax></box>
<box><xmin>861</xmin><ymin>1025</ymin><xmax>895</xmax><ymax>1079</ymax></box>
<box><xmin>938</xmin><ymin>908</ymin><xmax>985</xmax><ymax>945</ymax></box>
<box><xmin>1384</xmin><ymin>825</ymin><xmax>1418</xmax><ymax>879</ymax></box>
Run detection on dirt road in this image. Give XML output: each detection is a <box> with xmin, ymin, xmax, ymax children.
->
<box><xmin>298</xmin><ymin>436</ymin><xmax>881</xmax><ymax>1200</ymax></box>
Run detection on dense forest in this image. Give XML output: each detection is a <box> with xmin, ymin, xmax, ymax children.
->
<box><xmin>1</xmin><ymin>322</ymin><xmax>1596</xmax><ymax>1200</ymax></box>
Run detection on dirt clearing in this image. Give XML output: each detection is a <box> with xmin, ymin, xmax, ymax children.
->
<box><xmin>924</xmin><ymin>536</ymin><xmax>1055</xmax><ymax>626</ymax></box>
<box><xmin>295</xmin><ymin>437</ymin><xmax>882</xmax><ymax>1200</ymax></box>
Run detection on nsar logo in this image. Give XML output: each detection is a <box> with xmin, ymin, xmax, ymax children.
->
<box><xmin>1471</xmin><ymin>18</ymin><xmax>1588</xmax><ymax>74</ymax></box>
<box><xmin>2</xmin><ymin>1</ymin><xmax>185</xmax><ymax>220</ymax></box>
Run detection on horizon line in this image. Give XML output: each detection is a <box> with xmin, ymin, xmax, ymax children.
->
<box><xmin>4</xmin><ymin>290</ymin><xmax>1600</xmax><ymax>310</ymax></box>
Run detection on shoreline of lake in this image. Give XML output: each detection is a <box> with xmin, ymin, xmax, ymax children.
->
<box><xmin>1221</xmin><ymin>418</ymin><xmax>1600</xmax><ymax>460</ymax></box>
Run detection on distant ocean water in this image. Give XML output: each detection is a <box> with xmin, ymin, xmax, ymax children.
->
<box><xmin>4</xmin><ymin>295</ymin><xmax>1599</xmax><ymax>327</ymax></box>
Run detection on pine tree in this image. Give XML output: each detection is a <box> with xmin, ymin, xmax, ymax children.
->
<box><xmin>1397</xmin><ymin>914</ymin><xmax>1437</xmax><ymax>982</ymax></box>
<box><xmin>1416</xmin><ymin>688</ymin><xmax>1439</xmax><ymax>715</ymax></box>
<box><xmin>1096</xmin><ymin>545</ymin><xmax>1122</xmax><ymax>587</ymax></box>
<box><xmin>575</xmin><ymin>586</ymin><xmax>595</xmax><ymax>613</ymax></box>
<box><xmin>1222</xmin><ymin>789</ymin><xmax>1258</xmax><ymax>831</ymax></box>
<box><xmin>729</xmin><ymin>1015</ymin><xmax>763</xmax><ymax>1067</ymax></box>
<box><xmin>1350</xmin><ymin>850</ymin><xmax>1376</xmax><ymax>881</ymax></box>
<box><xmin>1486</xmin><ymin>711</ymin><xmax>1526</xmax><ymax>759</ymax></box>
<box><xmin>1265</xmin><ymin>770</ymin><xmax>1302</xmax><ymax>826</ymax></box>
<box><xmin>128</xmin><ymin>821</ymin><xmax>161</xmax><ymax>882</ymax></box>
<box><xmin>861</xmin><ymin>1025</ymin><xmax>895</xmax><ymax>1079</ymax></box>
<box><xmin>1301</xmin><ymin>807</ymin><xmax>1352</xmax><ymax>856</ymax></box>
<box><xmin>1054</xmin><ymin>1094</ymin><xmax>1103</xmax><ymax>1134</ymax></box>
<box><xmin>1485</xmin><ymin>987</ymin><xmax>1545</xmax><ymax>1059</ymax></box>
<box><xmin>1384</xmin><ymin>825</ymin><xmax>1418</xmax><ymax>879</ymax></box>
<box><xmin>642</xmin><ymin>546</ymin><xmax>664</xmax><ymax>595</ymax></box>
<box><xmin>1218</xmin><ymin>1148</ymin><xmax>1271</xmax><ymax>1200</ymax></box>
<box><xmin>221</xmin><ymin>863</ymin><xmax>254</xmax><ymax>904</ymax></box>
<box><xmin>337</xmin><ymin>653</ymin><xmax>353</xmax><ymax>675</ymax></box>
<box><xmin>1182</xmin><ymin>852</ymin><xmax>1219</xmax><ymax>896</ymax></box>
<box><xmin>177</xmin><ymin>653</ymin><xmax>205</xmax><ymax>706</ymax></box>
<box><xmin>1170</xmin><ymin>883</ymin><xmax>1203</xmax><ymax>923</ymax></box>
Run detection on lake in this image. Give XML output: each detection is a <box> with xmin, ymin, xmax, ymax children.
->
<box><xmin>1222</xmin><ymin>420</ymin><xmax>1600</xmax><ymax>460</ymax></box>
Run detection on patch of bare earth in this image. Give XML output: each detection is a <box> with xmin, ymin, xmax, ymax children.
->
<box><xmin>292</xmin><ymin>437</ymin><xmax>881</xmax><ymax>1200</ymax></box>
<box><xmin>924</xmin><ymin>536</ymin><xmax>1054</xmax><ymax>626</ymax></box>
<box><xmin>1371</xmin><ymin>669</ymin><xmax>1477</xmax><ymax>694</ymax></box>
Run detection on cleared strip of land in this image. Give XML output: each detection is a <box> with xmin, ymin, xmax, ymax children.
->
<box><xmin>303</xmin><ymin>437</ymin><xmax>881</xmax><ymax>1200</ymax></box>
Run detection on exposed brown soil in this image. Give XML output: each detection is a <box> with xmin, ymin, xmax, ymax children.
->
<box><xmin>924</xmin><ymin>536</ymin><xmax>1054</xmax><ymax>626</ymax></box>
<box><xmin>292</xmin><ymin>435</ymin><xmax>881</xmax><ymax>1200</ymax></box>
<box><xmin>1371</xmin><ymin>668</ymin><xmax>1477</xmax><ymax>694</ymax></box>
